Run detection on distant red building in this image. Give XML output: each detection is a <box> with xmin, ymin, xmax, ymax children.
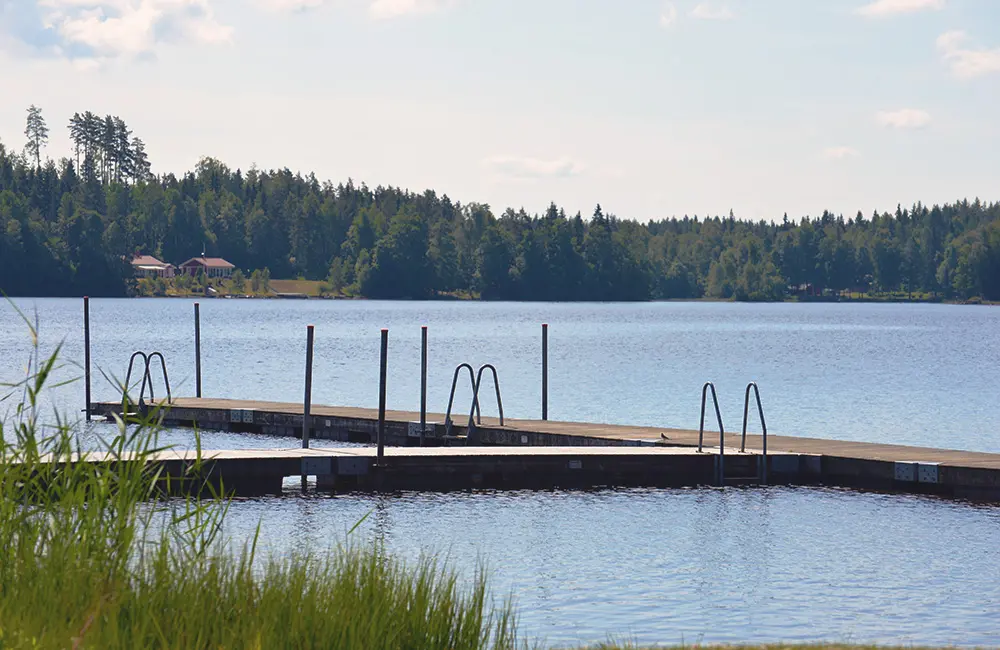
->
<box><xmin>179</xmin><ymin>255</ymin><xmax>235</xmax><ymax>279</ymax></box>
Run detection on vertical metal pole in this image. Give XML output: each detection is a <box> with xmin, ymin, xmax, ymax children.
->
<box><xmin>541</xmin><ymin>323</ymin><xmax>548</xmax><ymax>421</ymax></box>
<box><xmin>83</xmin><ymin>296</ymin><xmax>91</xmax><ymax>421</ymax></box>
<box><xmin>302</xmin><ymin>325</ymin><xmax>314</xmax><ymax>449</ymax></box>
<box><xmin>194</xmin><ymin>302</ymin><xmax>202</xmax><ymax>398</ymax></box>
<box><xmin>378</xmin><ymin>329</ymin><xmax>388</xmax><ymax>463</ymax></box>
<box><xmin>420</xmin><ymin>325</ymin><xmax>427</xmax><ymax>446</ymax></box>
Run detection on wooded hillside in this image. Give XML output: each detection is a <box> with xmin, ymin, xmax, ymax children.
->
<box><xmin>2</xmin><ymin>105</ymin><xmax>999</xmax><ymax>300</ymax></box>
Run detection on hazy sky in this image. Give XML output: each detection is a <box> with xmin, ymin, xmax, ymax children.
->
<box><xmin>1</xmin><ymin>0</ymin><xmax>998</xmax><ymax>221</ymax></box>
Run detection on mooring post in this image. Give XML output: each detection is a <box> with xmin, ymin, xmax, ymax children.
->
<box><xmin>542</xmin><ymin>322</ymin><xmax>548</xmax><ymax>421</ymax></box>
<box><xmin>420</xmin><ymin>325</ymin><xmax>427</xmax><ymax>446</ymax></box>
<box><xmin>83</xmin><ymin>296</ymin><xmax>92</xmax><ymax>421</ymax></box>
<box><xmin>378</xmin><ymin>328</ymin><xmax>388</xmax><ymax>463</ymax></box>
<box><xmin>302</xmin><ymin>325</ymin><xmax>314</xmax><ymax>450</ymax></box>
<box><xmin>194</xmin><ymin>302</ymin><xmax>202</xmax><ymax>398</ymax></box>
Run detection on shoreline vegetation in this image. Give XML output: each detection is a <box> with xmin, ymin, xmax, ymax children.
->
<box><xmin>0</xmin><ymin>316</ymin><xmax>982</xmax><ymax>648</ymax></box>
<box><xmin>137</xmin><ymin>275</ymin><xmax>997</xmax><ymax>305</ymax></box>
<box><xmin>141</xmin><ymin>279</ymin><xmax>1000</xmax><ymax>306</ymax></box>
<box><xmin>0</xmin><ymin>319</ymin><xmax>521</xmax><ymax>650</ymax></box>
<box><xmin>3</xmin><ymin>106</ymin><xmax>1000</xmax><ymax>304</ymax></box>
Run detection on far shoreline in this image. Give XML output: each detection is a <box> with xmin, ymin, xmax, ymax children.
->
<box><xmin>5</xmin><ymin>292</ymin><xmax>997</xmax><ymax>307</ymax></box>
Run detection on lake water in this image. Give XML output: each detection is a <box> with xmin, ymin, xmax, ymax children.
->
<box><xmin>226</xmin><ymin>486</ymin><xmax>1000</xmax><ymax>648</ymax></box>
<box><xmin>2</xmin><ymin>298</ymin><xmax>1000</xmax><ymax>645</ymax></box>
<box><xmin>2</xmin><ymin>298</ymin><xmax>999</xmax><ymax>451</ymax></box>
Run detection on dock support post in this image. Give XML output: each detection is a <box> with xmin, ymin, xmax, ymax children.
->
<box><xmin>542</xmin><ymin>323</ymin><xmax>548</xmax><ymax>421</ymax></box>
<box><xmin>378</xmin><ymin>328</ymin><xmax>388</xmax><ymax>463</ymax></box>
<box><xmin>83</xmin><ymin>296</ymin><xmax>91</xmax><ymax>421</ymax></box>
<box><xmin>194</xmin><ymin>302</ymin><xmax>202</xmax><ymax>398</ymax></box>
<box><xmin>420</xmin><ymin>325</ymin><xmax>427</xmax><ymax>446</ymax></box>
<box><xmin>302</xmin><ymin>325</ymin><xmax>314</xmax><ymax>450</ymax></box>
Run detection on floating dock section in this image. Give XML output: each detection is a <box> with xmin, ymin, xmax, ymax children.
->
<box><xmin>92</xmin><ymin>398</ymin><xmax>1000</xmax><ymax>501</ymax></box>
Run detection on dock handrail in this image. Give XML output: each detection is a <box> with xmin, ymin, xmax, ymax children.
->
<box><xmin>123</xmin><ymin>351</ymin><xmax>172</xmax><ymax>411</ymax></box>
<box><xmin>445</xmin><ymin>363</ymin><xmax>481</xmax><ymax>436</ymax></box>
<box><xmin>147</xmin><ymin>352</ymin><xmax>172</xmax><ymax>405</ymax></box>
<box><xmin>697</xmin><ymin>381</ymin><xmax>726</xmax><ymax>485</ymax></box>
<box><xmin>123</xmin><ymin>351</ymin><xmax>151</xmax><ymax>408</ymax></box>
<box><xmin>741</xmin><ymin>381</ymin><xmax>767</xmax><ymax>484</ymax></box>
<box><xmin>468</xmin><ymin>364</ymin><xmax>504</xmax><ymax>431</ymax></box>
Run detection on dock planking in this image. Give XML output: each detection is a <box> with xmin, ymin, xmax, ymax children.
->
<box><xmin>91</xmin><ymin>397</ymin><xmax>1000</xmax><ymax>501</ymax></box>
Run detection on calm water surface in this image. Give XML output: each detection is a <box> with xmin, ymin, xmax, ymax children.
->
<box><xmin>2</xmin><ymin>298</ymin><xmax>998</xmax><ymax>451</ymax></box>
<box><xmin>224</xmin><ymin>485</ymin><xmax>1000</xmax><ymax>647</ymax></box>
<box><xmin>2</xmin><ymin>298</ymin><xmax>999</xmax><ymax>645</ymax></box>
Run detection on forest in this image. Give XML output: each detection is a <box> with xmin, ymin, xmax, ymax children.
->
<box><xmin>2</xmin><ymin>105</ymin><xmax>1000</xmax><ymax>301</ymax></box>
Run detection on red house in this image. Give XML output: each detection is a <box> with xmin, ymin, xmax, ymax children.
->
<box><xmin>179</xmin><ymin>255</ymin><xmax>236</xmax><ymax>279</ymax></box>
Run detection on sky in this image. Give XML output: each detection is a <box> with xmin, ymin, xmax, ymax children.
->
<box><xmin>1</xmin><ymin>0</ymin><xmax>998</xmax><ymax>222</ymax></box>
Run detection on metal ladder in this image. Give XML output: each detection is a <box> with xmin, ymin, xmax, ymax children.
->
<box><xmin>444</xmin><ymin>363</ymin><xmax>504</xmax><ymax>440</ymax></box>
<box><xmin>740</xmin><ymin>382</ymin><xmax>768</xmax><ymax>485</ymax></box>
<box><xmin>697</xmin><ymin>381</ymin><xmax>769</xmax><ymax>486</ymax></box>
<box><xmin>122</xmin><ymin>351</ymin><xmax>172</xmax><ymax>414</ymax></box>
<box><xmin>444</xmin><ymin>363</ymin><xmax>480</xmax><ymax>437</ymax></box>
<box><xmin>697</xmin><ymin>382</ymin><xmax>727</xmax><ymax>485</ymax></box>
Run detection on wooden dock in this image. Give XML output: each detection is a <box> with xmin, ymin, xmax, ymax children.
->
<box><xmin>92</xmin><ymin>397</ymin><xmax>1000</xmax><ymax>500</ymax></box>
<box><xmin>72</xmin><ymin>445</ymin><xmax>786</xmax><ymax>496</ymax></box>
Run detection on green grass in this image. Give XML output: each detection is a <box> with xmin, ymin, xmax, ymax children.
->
<box><xmin>269</xmin><ymin>278</ymin><xmax>327</xmax><ymax>296</ymax></box>
<box><xmin>0</xmin><ymin>311</ymin><xmax>519</xmax><ymax>650</ymax></box>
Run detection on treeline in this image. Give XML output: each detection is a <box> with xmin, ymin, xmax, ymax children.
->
<box><xmin>67</xmin><ymin>111</ymin><xmax>152</xmax><ymax>186</ymax></box>
<box><xmin>2</xmin><ymin>106</ymin><xmax>1000</xmax><ymax>300</ymax></box>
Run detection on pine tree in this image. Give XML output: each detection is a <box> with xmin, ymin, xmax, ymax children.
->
<box><xmin>68</xmin><ymin>112</ymin><xmax>84</xmax><ymax>167</ymax></box>
<box><xmin>24</xmin><ymin>105</ymin><xmax>49</xmax><ymax>168</ymax></box>
<box><xmin>131</xmin><ymin>137</ymin><xmax>151</xmax><ymax>183</ymax></box>
<box><xmin>102</xmin><ymin>115</ymin><xmax>116</xmax><ymax>184</ymax></box>
<box><xmin>81</xmin><ymin>112</ymin><xmax>102</xmax><ymax>170</ymax></box>
<box><xmin>114</xmin><ymin>117</ymin><xmax>133</xmax><ymax>183</ymax></box>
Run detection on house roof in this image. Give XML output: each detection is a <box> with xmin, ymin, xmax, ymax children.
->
<box><xmin>131</xmin><ymin>254</ymin><xmax>171</xmax><ymax>268</ymax></box>
<box><xmin>180</xmin><ymin>256</ymin><xmax>235</xmax><ymax>269</ymax></box>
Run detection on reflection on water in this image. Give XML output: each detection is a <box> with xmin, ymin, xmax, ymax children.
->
<box><xmin>218</xmin><ymin>486</ymin><xmax>1000</xmax><ymax>648</ymax></box>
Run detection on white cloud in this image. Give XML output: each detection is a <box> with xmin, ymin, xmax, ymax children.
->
<box><xmin>5</xmin><ymin>0</ymin><xmax>232</xmax><ymax>62</ymax></box>
<box><xmin>369</xmin><ymin>0</ymin><xmax>451</xmax><ymax>20</ymax></box>
<box><xmin>257</xmin><ymin>0</ymin><xmax>454</xmax><ymax>17</ymax></box>
<box><xmin>823</xmin><ymin>146</ymin><xmax>860</xmax><ymax>160</ymax></box>
<box><xmin>936</xmin><ymin>30</ymin><xmax>1000</xmax><ymax>79</ymax></box>
<box><xmin>855</xmin><ymin>0</ymin><xmax>945</xmax><ymax>17</ymax></box>
<box><xmin>483</xmin><ymin>155</ymin><xmax>584</xmax><ymax>181</ymax></box>
<box><xmin>876</xmin><ymin>108</ymin><xmax>932</xmax><ymax>129</ymax></box>
<box><xmin>259</xmin><ymin>0</ymin><xmax>325</xmax><ymax>11</ymax></box>
<box><xmin>689</xmin><ymin>3</ymin><xmax>735</xmax><ymax>20</ymax></box>
<box><xmin>659</xmin><ymin>2</ymin><xmax>677</xmax><ymax>28</ymax></box>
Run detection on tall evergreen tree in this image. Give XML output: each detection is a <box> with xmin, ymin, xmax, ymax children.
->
<box><xmin>23</xmin><ymin>105</ymin><xmax>49</xmax><ymax>168</ymax></box>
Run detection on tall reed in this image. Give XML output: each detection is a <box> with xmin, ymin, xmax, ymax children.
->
<box><xmin>0</xmin><ymin>312</ymin><xmax>519</xmax><ymax>650</ymax></box>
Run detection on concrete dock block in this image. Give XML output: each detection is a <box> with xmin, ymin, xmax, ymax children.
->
<box><xmin>408</xmin><ymin>421</ymin><xmax>439</xmax><ymax>438</ymax></box>
<box><xmin>918</xmin><ymin>463</ymin><xmax>940</xmax><ymax>484</ymax></box>
<box><xmin>301</xmin><ymin>456</ymin><xmax>332</xmax><ymax>476</ymax></box>
<box><xmin>894</xmin><ymin>461</ymin><xmax>918</xmax><ymax>482</ymax></box>
<box><xmin>769</xmin><ymin>454</ymin><xmax>800</xmax><ymax>474</ymax></box>
<box><xmin>337</xmin><ymin>457</ymin><xmax>370</xmax><ymax>476</ymax></box>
